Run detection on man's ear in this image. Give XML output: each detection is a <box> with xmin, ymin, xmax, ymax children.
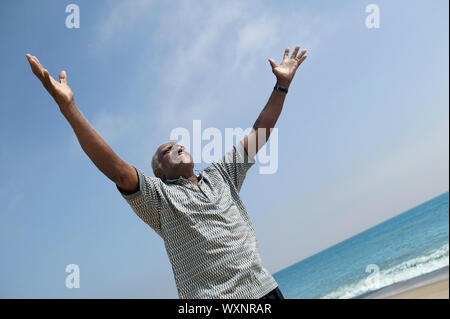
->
<box><xmin>154</xmin><ymin>168</ymin><xmax>164</xmax><ymax>180</ymax></box>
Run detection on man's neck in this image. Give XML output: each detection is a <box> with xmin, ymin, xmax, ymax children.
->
<box><xmin>168</xmin><ymin>170</ymin><xmax>198</xmax><ymax>184</ymax></box>
<box><xmin>187</xmin><ymin>174</ymin><xmax>199</xmax><ymax>185</ymax></box>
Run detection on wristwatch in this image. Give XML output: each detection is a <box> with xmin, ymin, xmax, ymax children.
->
<box><xmin>274</xmin><ymin>84</ymin><xmax>288</xmax><ymax>93</ymax></box>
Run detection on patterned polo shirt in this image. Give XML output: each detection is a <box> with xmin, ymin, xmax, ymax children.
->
<box><xmin>116</xmin><ymin>141</ymin><xmax>278</xmax><ymax>299</ymax></box>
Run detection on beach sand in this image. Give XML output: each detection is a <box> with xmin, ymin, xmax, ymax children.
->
<box><xmin>386</xmin><ymin>279</ymin><xmax>448</xmax><ymax>299</ymax></box>
<box><xmin>361</xmin><ymin>266</ymin><xmax>449</xmax><ymax>299</ymax></box>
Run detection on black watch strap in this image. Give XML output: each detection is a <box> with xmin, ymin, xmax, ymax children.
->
<box><xmin>274</xmin><ymin>85</ymin><xmax>288</xmax><ymax>93</ymax></box>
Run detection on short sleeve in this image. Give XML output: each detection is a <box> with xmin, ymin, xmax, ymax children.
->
<box><xmin>213</xmin><ymin>140</ymin><xmax>256</xmax><ymax>192</ymax></box>
<box><xmin>116</xmin><ymin>167</ymin><xmax>163</xmax><ymax>238</ymax></box>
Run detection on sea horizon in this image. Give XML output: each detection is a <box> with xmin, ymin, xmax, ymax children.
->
<box><xmin>273</xmin><ymin>190</ymin><xmax>450</xmax><ymax>299</ymax></box>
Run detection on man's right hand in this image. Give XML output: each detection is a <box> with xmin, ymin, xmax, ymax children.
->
<box><xmin>25</xmin><ymin>54</ymin><xmax>136</xmax><ymax>190</ymax></box>
<box><xmin>26</xmin><ymin>54</ymin><xmax>75</xmax><ymax>110</ymax></box>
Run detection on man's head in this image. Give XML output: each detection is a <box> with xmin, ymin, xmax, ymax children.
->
<box><xmin>151</xmin><ymin>142</ymin><xmax>194</xmax><ymax>181</ymax></box>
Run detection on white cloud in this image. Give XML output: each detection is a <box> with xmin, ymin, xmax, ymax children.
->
<box><xmin>151</xmin><ymin>2</ymin><xmax>326</xmax><ymax>130</ymax></box>
<box><xmin>78</xmin><ymin>0</ymin><xmax>336</xmax><ymax>160</ymax></box>
<box><xmin>231</xmin><ymin>15</ymin><xmax>280</xmax><ymax>77</ymax></box>
<box><xmin>95</xmin><ymin>0</ymin><xmax>154</xmax><ymax>46</ymax></box>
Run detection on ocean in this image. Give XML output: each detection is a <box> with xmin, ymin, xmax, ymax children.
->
<box><xmin>272</xmin><ymin>191</ymin><xmax>449</xmax><ymax>299</ymax></box>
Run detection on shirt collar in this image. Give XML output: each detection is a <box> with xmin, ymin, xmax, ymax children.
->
<box><xmin>165</xmin><ymin>172</ymin><xmax>203</xmax><ymax>185</ymax></box>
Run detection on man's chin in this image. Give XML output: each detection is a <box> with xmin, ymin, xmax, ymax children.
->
<box><xmin>171</xmin><ymin>161</ymin><xmax>193</xmax><ymax>170</ymax></box>
<box><xmin>174</xmin><ymin>154</ymin><xmax>192</xmax><ymax>164</ymax></box>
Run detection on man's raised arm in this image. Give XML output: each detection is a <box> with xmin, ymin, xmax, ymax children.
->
<box><xmin>243</xmin><ymin>45</ymin><xmax>307</xmax><ymax>158</ymax></box>
<box><xmin>25</xmin><ymin>54</ymin><xmax>138</xmax><ymax>193</ymax></box>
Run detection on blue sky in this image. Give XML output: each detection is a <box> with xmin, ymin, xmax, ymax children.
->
<box><xmin>0</xmin><ymin>0</ymin><xmax>448</xmax><ymax>298</ymax></box>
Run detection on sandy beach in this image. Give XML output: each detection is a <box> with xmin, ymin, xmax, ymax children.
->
<box><xmin>361</xmin><ymin>266</ymin><xmax>449</xmax><ymax>299</ymax></box>
<box><xmin>386</xmin><ymin>279</ymin><xmax>448</xmax><ymax>299</ymax></box>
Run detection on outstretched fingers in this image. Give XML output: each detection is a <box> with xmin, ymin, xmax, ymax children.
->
<box><xmin>26</xmin><ymin>54</ymin><xmax>60</xmax><ymax>93</ymax></box>
<box><xmin>26</xmin><ymin>54</ymin><xmax>44</xmax><ymax>79</ymax></box>
<box><xmin>268</xmin><ymin>58</ymin><xmax>277</xmax><ymax>70</ymax></box>
<box><xmin>290</xmin><ymin>45</ymin><xmax>300</xmax><ymax>59</ymax></box>
<box><xmin>43</xmin><ymin>69</ymin><xmax>57</xmax><ymax>93</ymax></box>
<box><xmin>297</xmin><ymin>54</ymin><xmax>307</xmax><ymax>66</ymax></box>
<box><xmin>283</xmin><ymin>45</ymin><xmax>307</xmax><ymax>63</ymax></box>
<box><xmin>59</xmin><ymin>70</ymin><xmax>67</xmax><ymax>84</ymax></box>
<box><xmin>297</xmin><ymin>49</ymin><xmax>307</xmax><ymax>60</ymax></box>
<box><xmin>282</xmin><ymin>48</ymin><xmax>290</xmax><ymax>61</ymax></box>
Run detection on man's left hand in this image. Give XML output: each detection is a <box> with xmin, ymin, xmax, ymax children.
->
<box><xmin>268</xmin><ymin>45</ymin><xmax>307</xmax><ymax>88</ymax></box>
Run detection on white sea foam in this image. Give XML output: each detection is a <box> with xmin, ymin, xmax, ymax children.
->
<box><xmin>321</xmin><ymin>243</ymin><xmax>449</xmax><ymax>299</ymax></box>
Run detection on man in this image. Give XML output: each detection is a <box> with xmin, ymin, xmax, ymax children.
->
<box><xmin>26</xmin><ymin>45</ymin><xmax>307</xmax><ymax>299</ymax></box>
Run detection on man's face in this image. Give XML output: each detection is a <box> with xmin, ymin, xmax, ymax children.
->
<box><xmin>154</xmin><ymin>142</ymin><xmax>194</xmax><ymax>180</ymax></box>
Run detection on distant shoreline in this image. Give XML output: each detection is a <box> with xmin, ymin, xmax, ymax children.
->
<box><xmin>359</xmin><ymin>266</ymin><xmax>449</xmax><ymax>299</ymax></box>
